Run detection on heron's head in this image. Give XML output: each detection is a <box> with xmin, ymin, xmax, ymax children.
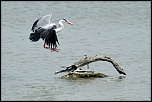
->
<box><xmin>62</xmin><ymin>18</ymin><xmax>74</xmax><ymax>25</ymax></box>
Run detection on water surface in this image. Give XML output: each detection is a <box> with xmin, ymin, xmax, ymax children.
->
<box><xmin>1</xmin><ymin>1</ymin><xmax>151</xmax><ymax>101</ymax></box>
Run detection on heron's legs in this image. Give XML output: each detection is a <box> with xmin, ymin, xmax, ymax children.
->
<box><xmin>43</xmin><ymin>43</ymin><xmax>58</xmax><ymax>52</ymax></box>
<box><xmin>50</xmin><ymin>48</ymin><xmax>58</xmax><ymax>52</ymax></box>
<box><xmin>43</xmin><ymin>43</ymin><xmax>49</xmax><ymax>49</ymax></box>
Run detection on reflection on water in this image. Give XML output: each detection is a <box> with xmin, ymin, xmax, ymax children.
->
<box><xmin>61</xmin><ymin>77</ymin><xmax>96</xmax><ymax>84</ymax></box>
<box><xmin>113</xmin><ymin>76</ymin><xmax>126</xmax><ymax>82</ymax></box>
<box><xmin>1</xmin><ymin>1</ymin><xmax>151</xmax><ymax>101</ymax></box>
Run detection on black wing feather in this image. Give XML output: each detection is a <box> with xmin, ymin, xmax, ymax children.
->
<box><xmin>38</xmin><ymin>27</ymin><xmax>60</xmax><ymax>48</ymax></box>
<box><xmin>29</xmin><ymin>27</ymin><xmax>45</xmax><ymax>42</ymax></box>
<box><xmin>29</xmin><ymin>32</ymin><xmax>40</xmax><ymax>42</ymax></box>
<box><xmin>31</xmin><ymin>18</ymin><xmax>40</xmax><ymax>32</ymax></box>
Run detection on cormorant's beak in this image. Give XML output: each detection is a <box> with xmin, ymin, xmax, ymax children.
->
<box><xmin>67</xmin><ymin>21</ymin><xmax>74</xmax><ymax>25</ymax></box>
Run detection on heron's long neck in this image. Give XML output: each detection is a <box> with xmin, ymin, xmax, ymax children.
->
<box><xmin>54</xmin><ymin>20</ymin><xmax>64</xmax><ymax>33</ymax></box>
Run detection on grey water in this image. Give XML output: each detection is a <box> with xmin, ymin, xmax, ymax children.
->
<box><xmin>1</xmin><ymin>1</ymin><xmax>151</xmax><ymax>101</ymax></box>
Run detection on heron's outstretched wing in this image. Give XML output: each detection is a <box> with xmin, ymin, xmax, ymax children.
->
<box><xmin>36</xmin><ymin>26</ymin><xmax>60</xmax><ymax>48</ymax></box>
<box><xmin>31</xmin><ymin>18</ymin><xmax>40</xmax><ymax>32</ymax></box>
<box><xmin>31</xmin><ymin>14</ymin><xmax>53</xmax><ymax>32</ymax></box>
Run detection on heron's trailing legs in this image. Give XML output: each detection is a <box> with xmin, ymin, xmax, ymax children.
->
<box><xmin>43</xmin><ymin>43</ymin><xmax>58</xmax><ymax>52</ymax></box>
<box><xmin>50</xmin><ymin>48</ymin><xmax>58</xmax><ymax>52</ymax></box>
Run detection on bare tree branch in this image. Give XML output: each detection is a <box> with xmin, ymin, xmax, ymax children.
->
<box><xmin>55</xmin><ymin>55</ymin><xmax>126</xmax><ymax>75</ymax></box>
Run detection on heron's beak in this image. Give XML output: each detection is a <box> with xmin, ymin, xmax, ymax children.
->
<box><xmin>67</xmin><ymin>21</ymin><xmax>74</xmax><ymax>25</ymax></box>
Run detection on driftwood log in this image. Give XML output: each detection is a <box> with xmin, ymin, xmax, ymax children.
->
<box><xmin>55</xmin><ymin>55</ymin><xmax>126</xmax><ymax>78</ymax></box>
<box><xmin>60</xmin><ymin>72</ymin><xmax>108</xmax><ymax>79</ymax></box>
